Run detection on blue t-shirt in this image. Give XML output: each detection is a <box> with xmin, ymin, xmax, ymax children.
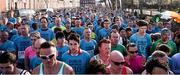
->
<box><xmin>72</xmin><ymin>27</ymin><xmax>84</xmax><ymax>36</ymax></box>
<box><xmin>146</xmin><ymin>27</ymin><xmax>157</xmax><ymax>34</ymax></box>
<box><xmin>80</xmin><ymin>39</ymin><xmax>97</xmax><ymax>57</ymax></box>
<box><xmin>27</xmin><ymin>19</ymin><xmax>35</xmax><ymax>30</ymax></box>
<box><xmin>32</xmin><ymin>19</ymin><xmax>41</xmax><ymax>28</ymax></box>
<box><xmin>62</xmin><ymin>50</ymin><xmax>90</xmax><ymax>74</ymax></box>
<box><xmin>14</xmin><ymin>36</ymin><xmax>32</xmax><ymax>63</ymax></box>
<box><xmin>93</xmin><ymin>19</ymin><xmax>98</xmax><ymax>31</ymax></box>
<box><xmin>0</xmin><ymin>40</ymin><xmax>16</xmax><ymax>52</ymax></box>
<box><xmin>131</xmin><ymin>27</ymin><xmax>138</xmax><ymax>34</ymax></box>
<box><xmin>130</xmin><ymin>33</ymin><xmax>151</xmax><ymax>58</ymax></box>
<box><xmin>32</xmin><ymin>18</ymin><xmax>40</xmax><ymax>23</ymax></box>
<box><xmin>61</xmin><ymin>18</ymin><xmax>67</xmax><ymax>26</ymax></box>
<box><xmin>154</xmin><ymin>26</ymin><xmax>162</xmax><ymax>33</ymax></box>
<box><xmin>80</xmin><ymin>17</ymin><xmax>86</xmax><ymax>26</ymax></box>
<box><xmin>30</xmin><ymin>55</ymin><xmax>41</xmax><ymax>70</ymax></box>
<box><xmin>95</xmin><ymin>26</ymin><xmax>101</xmax><ymax>35</ymax></box>
<box><xmin>98</xmin><ymin>28</ymin><xmax>111</xmax><ymax>41</ymax></box>
<box><xmin>8</xmin><ymin>17</ymin><xmax>17</xmax><ymax>24</ymax></box>
<box><xmin>48</xmin><ymin>22</ymin><xmax>54</xmax><ymax>28</ymax></box>
<box><xmin>10</xmin><ymin>34</ymin><xmax>20</xmax><ymax>42</ymax></box>
<box><xmin>7</xmin><ymin>29</ymin><xmax>18</xmax><ymax>40</ymax></box>
<box><xmin>56</xmin><ymin>44</ymin><xmax>69</xmax><ymax>61</ymax></box>
<box><xmin>0</xmin><ymin>24</ymin><xmax>7</xmax><ymax>31</ymax></box>
<box><xmin>122</xmin><ymin>21</ymin><xmax>128</xmax><ymax>29</ymax></box>
<box><xmin>38</xmin><ymin>28</ymin><xmax>54</xmax><ymax>41</ymax></box>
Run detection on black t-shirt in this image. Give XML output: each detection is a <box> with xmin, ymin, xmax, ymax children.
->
<box><xmin>63</xmin><ymin>30</ymin><xmax>75</xmax><ymax>40</ymax></box>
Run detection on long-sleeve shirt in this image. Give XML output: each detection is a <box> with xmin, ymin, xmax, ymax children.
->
<box><xmin>151</xmin><ymin>39</ymin><xmax>177</xmax><ymax>57</ymax></box>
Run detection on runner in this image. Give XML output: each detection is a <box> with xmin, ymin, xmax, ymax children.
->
<box><xmin>90</xmin><ymin>39</ymin><xmax>111</xmax><ymax>67</ymax></box>
<box><xmin>110</xmin><ymin>31</ymin><xmax>127</xmax><ymax>56</ymax></box>
<box><xmin>24</xmin><ymin>31</ymin><xmax>41</xmax><ymax>71</ymax></box>
<box><xmin>80</xmin><ymin>27</ymin><xmax>97</xmax><ymax>57</ymax></box>
<box><xmin>38</xmin><ymin>17</ymin><xmax>54</xmax><ymax>41</ymax></box>
<box><xmin>125</xmin><ymin>43</ymin><xmax>146</xmax><ymax>74</ymax></box>
<box><xmin>0</xmin><ymin>51</ymin><xmax>31</xmax><ymax>75</ymax></box>
<box><xmin>32</xmin><ymin>41</ymin><xmax>74</xmax><ymax>74</ymax></box>
<box><xmin>106</xmin><ymin>50</ymin><xmax>133</xmax><ymax>74</ymax></box>
<box><xmin>130</xmin><ymin>20</ymin><xmax>151</xmax><ymax>58</ymax></box>
<box><xmin>62</xmin><ymin>33</ymin><xmax>90</xmax><ymax>74</ymax></box>
<box><xmin>15</xmin><ymin>25</ymin><xmax>32</xmax><ymax>69</ymax></box>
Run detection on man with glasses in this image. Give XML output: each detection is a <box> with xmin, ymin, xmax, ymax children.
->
<box><xmin>98</xmin><ymin>19</ymin><xmax>111</xmax><ymax>41</ymax></box>
<box><xmin>125</xmin><ymin>43</ymin><xmax>146</xmax><ymax>74</ymax></box>
<box><xmin>106</xmin><ymin>50</ymin><xmax>133</xmax><ymax>74</ymax></box>
<box><xmin>32</xmin><ymin>41</ymin><xmax>74</xmax><ymax>74</ymax></box>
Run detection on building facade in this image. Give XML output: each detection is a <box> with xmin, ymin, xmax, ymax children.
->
<box><xmin>0</xmin><ymin>0</ymin><xmax>80</xmax><ymax>12</ymax></box>
<box><xmin>80</xmin><ymin>0</ymin><xmax>96</xmax><ymax>7</ymax></box>
<box><xmin>0</xmin><ymin>0</ymin><xmax>7</xmax><ymax>12</ymax></box>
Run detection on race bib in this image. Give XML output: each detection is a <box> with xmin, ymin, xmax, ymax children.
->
<box><xmin>18</xmin><ymin>51</ymin><xmax>25</xmax><ymax>59</ymax></box>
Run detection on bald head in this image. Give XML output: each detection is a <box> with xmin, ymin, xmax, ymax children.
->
<box><xmin>110</xmin><ymin>50</ymin><xmax>125</xmax><ymax>62</ymax></box>
<box><xmin>35</xmin><ymin>38</ymin><xmax>46</xmax><ymax>46</ymax></box>
<box><xmin>34</xmin><ymin>38</ymin><xmax>46</xmax><ymax>53</ymax></box>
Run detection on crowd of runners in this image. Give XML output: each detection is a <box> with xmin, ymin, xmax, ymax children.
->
<box><xmin>0</xmin><ymin>7</ymin><xmax>179</xmax><ymax>74</ymax></box>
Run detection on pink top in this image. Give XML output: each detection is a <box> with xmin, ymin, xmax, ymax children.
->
<box><xmin>125</xmin><ymin>55</ymin><xmax>145</xmax><ymax>74</ymax></box>
<box><xmin>25</xmin><ymin>46</ymin><xmax>36</xmax><ymax>59</ymax></box>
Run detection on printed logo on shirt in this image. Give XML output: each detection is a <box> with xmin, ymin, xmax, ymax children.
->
<box><xmin>68</xmin><ymin>59</ymin><xmax>83</xmax><ymax>73</ymax></box>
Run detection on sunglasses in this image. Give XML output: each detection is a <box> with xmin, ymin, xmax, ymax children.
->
<box><xmin>31</xmin><ymin>39</ymin><xmax>37</xmax><ymax>41</ymax></box>
<box><xmin>39</xmin><ymin>54</ymin><xmax>55</xmax><ymax>60</ymax></box>
<box><xmin>128</xmin><ymin>51</ymin><xmax>138</xmax><ymax>54</ymax></box>
<box><xmin>104</xmin><ymin>22</ymin><xmax>110</xmax><ymax>24</ymax></box>
<box><xmin>111</xmin><ymin>60</ymin><xmax>125</xmax><ymax>66</ymax></box>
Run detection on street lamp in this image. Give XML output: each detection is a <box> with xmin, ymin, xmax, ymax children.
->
<box><xmin>116</xmin><ymin>0</ymin><xmax>117</xmax><ymax>11</ymax></box>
